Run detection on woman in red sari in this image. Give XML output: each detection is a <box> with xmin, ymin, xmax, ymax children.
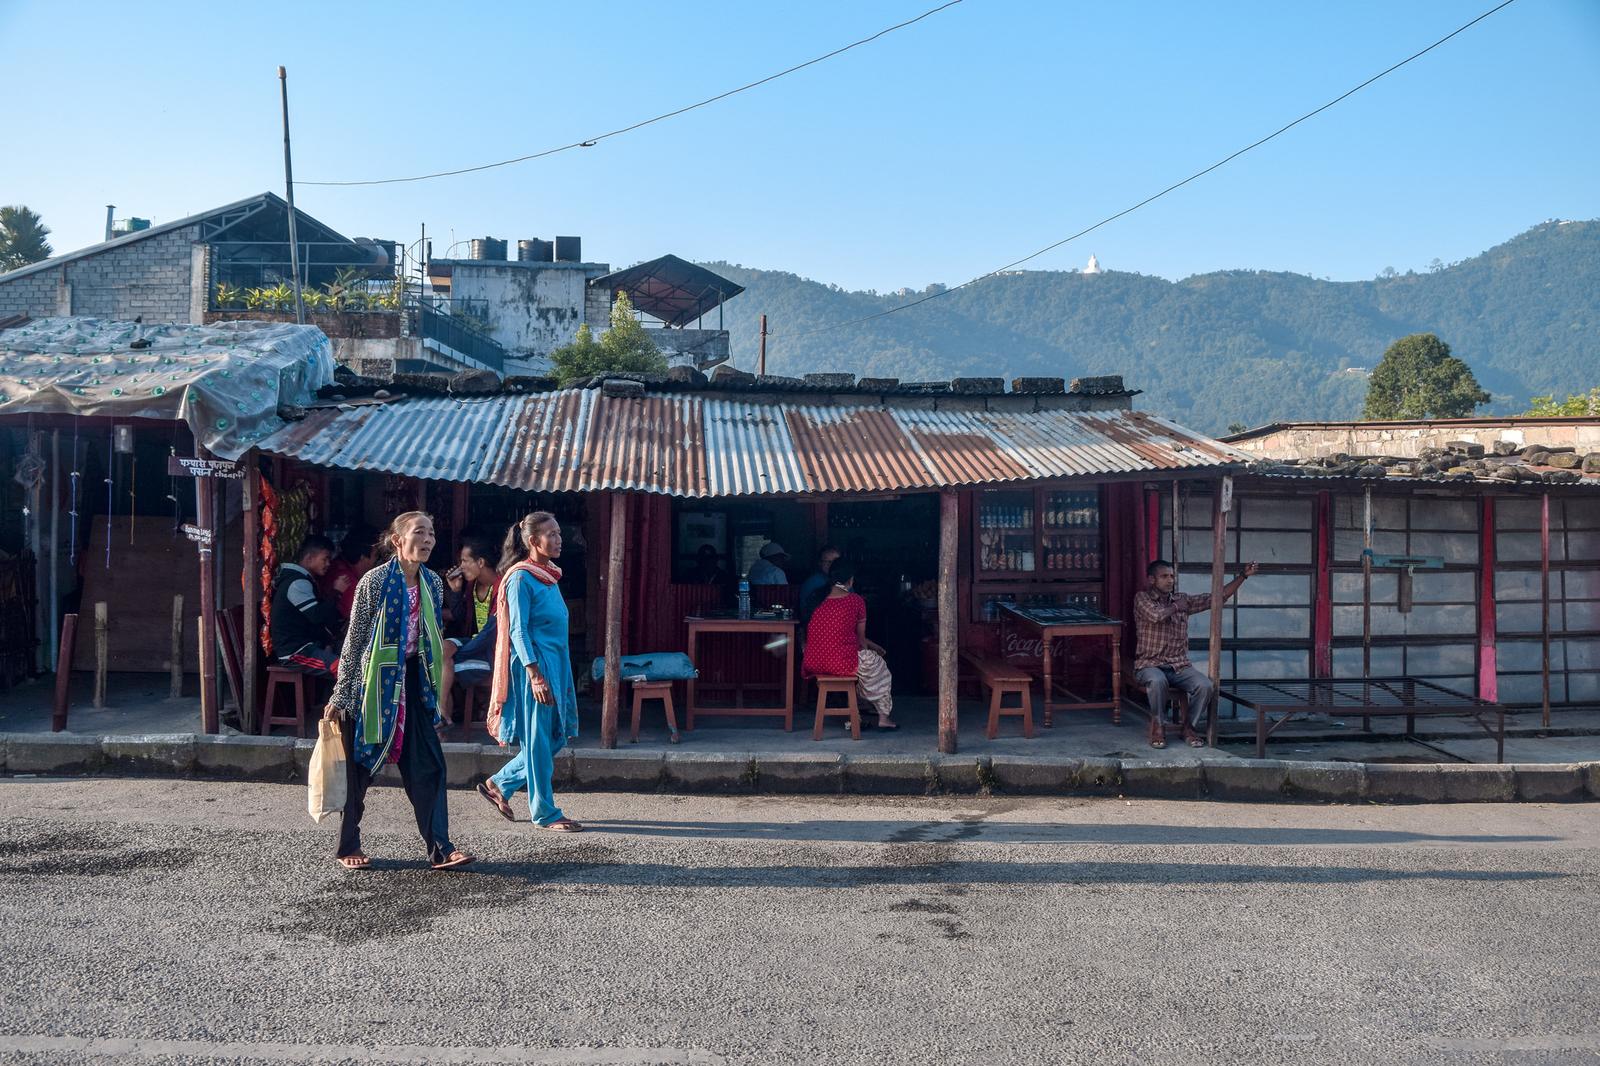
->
<box><xmin>801</xmin><ymin>560</ymin><xmax>896</xmax><ymax>730</ymax></box>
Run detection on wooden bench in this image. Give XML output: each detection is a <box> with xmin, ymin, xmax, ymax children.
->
<box><xmin>630</xmin><ymin>679</ymin><xmax>681</xmax><ymax>744</ymax></box>
<box><xmin>812</xmin><ymin>676</ymin><xmax>861</xmax><ymax>741</ymax></box>
<box><xmin>962</xmin><ymin>652</ymin><xmax>1034</xmax><ymax>739</ymax></box>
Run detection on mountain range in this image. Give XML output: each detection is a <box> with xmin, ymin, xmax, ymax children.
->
<box><xmin>698</xmin><ymin>219</ymin><xmax>1598</xmax><ymax>435</ymax></box>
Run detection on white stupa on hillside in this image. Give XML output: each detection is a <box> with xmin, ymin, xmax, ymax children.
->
<box><xmin>1082</xmin><ymin>254</ymin><xmax>1103</xmax><ymax>275</ymax></box>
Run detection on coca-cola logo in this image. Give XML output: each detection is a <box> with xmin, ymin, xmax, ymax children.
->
<box><xmin>1002</xmin><ymin>633</ymin><xmax>1044</xmax><ymax>661</ymax></box>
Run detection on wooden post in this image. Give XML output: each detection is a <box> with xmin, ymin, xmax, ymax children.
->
<box><xmin>93</xmin><ymin>602</ymin><xmax>108</xmax><ymax>708</ymax></box>
<box><xmin>242</xmin><ymin>457</ymin><xmax>261</xmax><ymax>733</ymax></box>
<box><xmin>1361</xmin><ymin>485</ymin><xmax>1373</xmax><ymax>678</ymax></box>
<box><xmin>1477</xmin><ymin>496</ymin><xmax>1498</xmax><ymax>702</ymax></box>
<box><xmin>1312</xmin><ymin>491</ymin><xmax>1333</xmax><ymax>677</ymax></box>
<box><xmin>600</xmin><ymin>492</ymin><xmax>627</xmax><ymax>749</ymax></box>
<box><xmin>938</xmin><ymin>489</ymin><xmax>959</xmax><ymax>754</ymax></box>
<box><xmin>48</xmin><ymin>429</ymin><xmax>60</xmax><ymax>673</ymax></box>
<box><xmin>1205</xmin><ymin>482</ymin><xmax>1227</xmax><ymax>748</ymax></box>
<box><xmin>52</xmin><ymin>613</ymin><xmax>78</xmax><ymax>732</ymax></box>
<box><xmin>1540</xmin><ymin>490</ymin><xmax>1551</xmax><ymax>728</ymax></box>
<box><xmin>169</xmin><ymin>595</ymin><xmax>185</xmax><ymax>699</ymax></box>
<box><xmin>196</xmin><ymin>465</ymin><xmax>219</xmax><ymax>735</ymax></box>
<box><xmin>1170</xmin><ymin>480</ymin><xmax>1180</xmax><ymax>566</ymax></box>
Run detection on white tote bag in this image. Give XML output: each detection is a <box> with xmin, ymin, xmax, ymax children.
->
<box><xmin>307</xmin><ymin>718</ymin><xmax>347</xmax><ymax>823</ymax></box>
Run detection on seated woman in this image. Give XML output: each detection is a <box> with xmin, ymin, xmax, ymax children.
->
<box><xmin>800</xmin><ymin>560</ymin><xmax>896</xmax><ymax>730</ymax></box>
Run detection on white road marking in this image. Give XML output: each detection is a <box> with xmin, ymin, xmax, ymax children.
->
<box><xmin>0</xmin><ymin>1035</ymin><xmax>726</xmax><ymax>1064</ymax></box>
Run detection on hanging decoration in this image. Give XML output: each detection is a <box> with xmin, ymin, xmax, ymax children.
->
<box><xmin>258</xmin><ymin>475</ymin><xmax>279</xmax><ymax>657</ymax></box>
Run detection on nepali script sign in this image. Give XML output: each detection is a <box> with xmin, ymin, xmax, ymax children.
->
<box><xmin>167</xmin><ymin>456</ymin><xmax>244</xmax><ymax>479</ymax></box>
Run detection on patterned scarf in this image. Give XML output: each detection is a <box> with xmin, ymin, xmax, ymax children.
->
<box><xmin>355</xmin><ymin>558</ymin><xmax>444</xmax><ymax>771</ymax></box>
<box><xmin>488</xmin><ymin>559</ymin><xmax>562</xmax><ymax>733</ymax></box>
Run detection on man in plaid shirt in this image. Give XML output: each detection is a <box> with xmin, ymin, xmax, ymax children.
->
<box><xmin>1134</xmin><ymin>558</ymin><xmax>1257</xmax><ymax>748</ymax></box>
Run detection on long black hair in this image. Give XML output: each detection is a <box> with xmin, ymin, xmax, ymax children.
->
<box><xmin>498</xmin><ymin>511</ymin><xmax>557</xmax><ymax>571</ymax></box>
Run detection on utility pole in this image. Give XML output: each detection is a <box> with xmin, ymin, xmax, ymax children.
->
<box><xmin>279</xmin><ymin>66</ymin><xmax>305</xmax><ymax>325</ymax></box>
<box><xmin>758</xmin><ymin>313</ymin><xmax>767</xmax><ymax>376</ymax></box>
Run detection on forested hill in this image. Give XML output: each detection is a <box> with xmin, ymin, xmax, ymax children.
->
<box><xmin>698</xmin><ymin>219</ymin><xmax>1598</xmax><ymax>435</ymax></box>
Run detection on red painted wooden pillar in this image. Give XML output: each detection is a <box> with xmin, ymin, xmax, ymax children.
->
<box><xmin>1313</xmin><ymin>491</ymin><xmax>1333</xmax><ymax>677</ymax></box>
<box><xmin>1143</xmin><ymin>489</ymin><xmax>1161</xmax><ymax>567</ymax></box>
<box><xmin>1477</xmin><ymin>496</ymin><xmax>1498</xmax><ymax>702</ymax></box>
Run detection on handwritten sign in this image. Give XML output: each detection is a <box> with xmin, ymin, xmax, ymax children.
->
<box><xmin>181</xmin><ymin>524</ymin><xmax>213</xmax><ymax>546</ymax></box>
<box><xmin>167</xmin><ymin>456</ymin><xmax>243</xmax><ymax>480</ymax></box>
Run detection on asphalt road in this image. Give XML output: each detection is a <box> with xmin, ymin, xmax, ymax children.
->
<box><xmin>0</xmin><ymin>779</ymin><xmax>1596</xmax><ymax>1066</ymax></box>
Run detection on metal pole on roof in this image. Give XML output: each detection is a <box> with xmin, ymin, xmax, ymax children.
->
<box><xmin>758</xmin><ymin>314</ymin><xmax>767</xmax><ymax>376</ymax></box>
<box><xmin>278</xmin><ymin>66</ymin><xmax>306</xmax><ymax>325</ymax></box>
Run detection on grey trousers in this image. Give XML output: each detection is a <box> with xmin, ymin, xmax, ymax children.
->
<box><xmin>1135</xmin><ymin>665</ymin><xmax>1215</xmax><ymax>729</ymax></box>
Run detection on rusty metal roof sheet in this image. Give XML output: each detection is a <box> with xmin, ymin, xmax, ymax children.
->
<box><xmin>256</xmin><ymin>389</ymin><xmax>1245</xmax><ymax>496</ymax></box>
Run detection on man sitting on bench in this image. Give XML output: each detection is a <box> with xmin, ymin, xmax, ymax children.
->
<box><xmin>1133</xmin><ymin>558</ymin><xmax>1256</xmax><ymax>749</ymax></box>
<box><xmin>269</xmin><ymin>534</ymin><xmax>340</xmax><ymax>676</ymax></box>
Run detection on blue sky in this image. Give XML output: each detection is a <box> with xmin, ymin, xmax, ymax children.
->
<box><xmin>4</xmin><ymin>0</ymin><xmax>1597</xmax><ymax>292</ymax></box>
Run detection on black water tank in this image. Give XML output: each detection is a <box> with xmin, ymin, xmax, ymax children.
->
<box><xmin>554</xmin><ymin>235</ymin><xmax>582</xmax><ymax>262</ymax></box>
<box><xmin>517</xmin><ymin>239</ymin><xmax>553</xmax><ymax>262</ymax></box>
<box><xmin>470</xmin><ymin>237</ymin><xmax>507</xmax><ymax>261</ymax></box>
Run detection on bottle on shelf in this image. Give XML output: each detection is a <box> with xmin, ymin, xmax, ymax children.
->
<box><xmin>737</xmin><ymin>577</ymin><xmax>751</xmax><ymax>619</ymax></box>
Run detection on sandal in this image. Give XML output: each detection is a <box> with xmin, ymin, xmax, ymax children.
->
<box><xmin>1149</xmin><ymin>722</ymin><xmax>1167</xmax><ymax>750</ymax></box>
<box><xmin>431</xmin><ymin>849</ymin><xmax>475</xmax><ymax>871</ymax></box>
<box><xmin>336</xmin><ymin>853</ymin><xmax>371</xmax><ymax>871</ymax></box>
<box><xmin>477</xmin><ymin>781</ymin><xmax>516</xmax><ymax>822</ymax></box>
<box><xmin>1183</xmin><ymin>728</ymin><xmax>1206</xmax><ymax>748</ymax></box>
<box><xmin>539</xmin><ymin>818</ymin><xmax>585</xmax><ymax>833</ymax></box>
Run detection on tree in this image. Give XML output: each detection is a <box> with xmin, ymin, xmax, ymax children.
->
<box><xmin>549</xmin><ymin>290</ymin><xmax>667</xmax><ymax>385</ymax></box>
<box><xmin>1226</xmin><ymin>422</ymin><xmax>1248</xmax><ymax>435</ymax></box>
<box><xmin>0</xmin><ymin>205</ymin><xmax>52</xmax><ymax>271</ymax></box>
<box><xmin>1361</xmin><ymin>333</ymin><xmax>1490</xmax><ymax>420</ymax></box>
<box><xmin>1523</xmin><ymin>387</ymin><xmax>1600</xmax><ymax>417</ymax></box>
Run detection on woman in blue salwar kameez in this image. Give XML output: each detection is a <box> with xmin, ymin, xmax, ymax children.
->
<box><xmin>476</xmin><ymin>511</ymin><xmax>583</xmax><ymax>832</ymax></box>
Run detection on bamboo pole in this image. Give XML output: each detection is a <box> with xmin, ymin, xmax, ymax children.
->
<box><xmin>938</xmin><ymin>489</ymin><xmax>959</xmax><ymax>754</ymax></box>
<box><xmin>600</xmin><ymin>492</ymin><xmax>627</xmax><ymax>749</ymax></box>
<box><xmin>1205</xmin><ymin>482</ymin><xmax>1227</xmax><ymax>747</ymax></box>
<box><xmin>169</xmin><ymin>595</ymin><xmax>185</xmax><ymax>699</ymax></box>
<box><xmin>93</xmin><ymin>602</ymin><xmax>108</xmax><ymax>708</ymax></box>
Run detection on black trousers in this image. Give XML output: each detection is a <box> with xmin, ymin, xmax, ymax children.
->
<box><xmin>337</xmin><ymin>657</ymin><xmax>455</xmax><ymax>864</ymax></box>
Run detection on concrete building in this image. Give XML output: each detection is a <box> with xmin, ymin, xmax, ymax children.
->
<box><xmin>428</xmin><ymin>245</ymin><xmax>740</xmax><ymax>373</ymax></box>
<box><xmin>1224</xmin><ymin>417</ymin><xmax>1600</xmax><ymax>462</ymax></box>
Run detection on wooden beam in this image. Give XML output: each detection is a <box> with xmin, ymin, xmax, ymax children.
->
<box><xmin>1477</xmin><ymin>496</ymin><xmax>1498</xmax><ymax>703</ymax></box>
<box><xmin>1313</xmin><ymin>491</ymin><xmax>1333</xmax><ymax>677</ymax></box>
<box><xmin>1205</xmin><ymin>481</ymin><xmax>1227</xmax><ymax>748</ymax></box>
<box><xmin>242</xmin><ymin>456</ymin><xmax>261</xmax><ymax>733</ymax></box>
<box><xmin>93</xmin><ymin>602</ymin><xmax>108</xmax><ymax>708</ymax></box>
<box><xmin>601</xmin><ymin>492</ymin><xmax>627</xmax><ymax>749</ymax></box>
<box><xmin>52</xmin><ymin>613</ymin><xmax>78</xmax><ymax>732</ymax></box>
<box><xmin>938</xmin><ymin>489</ymin><xmax>959</xmax><ymax>754</ymax></box>
<box><xmin>169</xmin><ymin>595</ymin><xmax>185</xmax><ymax>699</ymax></box>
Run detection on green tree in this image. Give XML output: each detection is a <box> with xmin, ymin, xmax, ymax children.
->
<box><xmin>1523</xmin><ymin>387</ymin><xmax>1600</xmax><ymax>416</ymax></box>
<box><xmin>1361</xmin><ymin>333</ymin><xmax>1490</xmax><ymax>420</ymax></box>
<box><xmin>0</xmin><ymin>205</ymin><xmax>53</xmax><ymax>271</ymax></box>
<box><xmin>549</xmin><ymin>290</ymin><xmax>667</xmax><ymax>385</ymax></box>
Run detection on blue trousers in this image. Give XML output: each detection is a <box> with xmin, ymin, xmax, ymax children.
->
<box><xmin>489</xmin><ymin>705</ymin><xmax>565</xmax><ymax>826</ymax></box>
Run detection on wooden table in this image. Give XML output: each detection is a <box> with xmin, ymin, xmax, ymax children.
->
<box><xmin>684</xmin><ymin>615</ymin><xmax>797</xmax><ymax>730</ymax></box>
<box><xmin>1217</xmin><ymin>676</ymin><xmax>1507</xmax><ymax>761</ymax></box>
<box><xmin>998</xmin><ymin>604</ymin><xmax>1123</xmax><ymax>726</ymax></box>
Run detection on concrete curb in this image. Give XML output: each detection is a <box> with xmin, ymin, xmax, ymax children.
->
<box><xmin>2</xmin><ymin>733</ymin><xmax>1597</xmax><ymax>804</ymax></box>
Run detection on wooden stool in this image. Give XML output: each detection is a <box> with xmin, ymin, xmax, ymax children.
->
<box><xmin>963</xmin><ymin>652</ymin><xmax>1035</xmax><ymax>739</ymax></box>
<box><xmin>459</xmin><ymin>683</ymin><xmax>492</xmax><ymax>729</ymax></box>
<box><xmin>813</xmin><ymin>676</ymin><xmax>861</xmax><ymax>741</ymax></box>
<box><xmin>630</xmin><ymin>680</ymin><xmax>680</xmax><ymax>743</ymax></box>
<box><xmin>261</xmin><ymin>665</ymin><xmax>315</xmax><ymax>737</ymax></box>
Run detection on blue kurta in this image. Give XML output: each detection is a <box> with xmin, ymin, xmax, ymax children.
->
<box><xmin>488</xmin><ymin>570</ymin><xmax>577</xmax><ymax>825</ymax></box>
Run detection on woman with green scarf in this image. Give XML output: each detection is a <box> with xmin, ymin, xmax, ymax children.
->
<box><xmin>324</xmin><ymin>511</ymin><xmax>473</xmax><ymax>871</ymax></box>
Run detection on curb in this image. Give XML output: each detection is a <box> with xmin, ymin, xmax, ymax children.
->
<box><xmin>1</xmin><ymin>733</ymin><xmax>1597</xmax><ymax>804</ymax></box>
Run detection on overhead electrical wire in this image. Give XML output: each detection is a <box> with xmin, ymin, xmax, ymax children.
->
<box><xmin>769</xmin><ymin>0</ymin><xmax>1519</xmax><ymax>344</ymax></box>
<box><xmin>299</xmin><ymin>0</ymin><xmax>966</xmax><ymax>187</ymax></box>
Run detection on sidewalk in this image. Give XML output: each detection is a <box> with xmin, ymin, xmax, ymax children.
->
<box><xmin>4</xmin><ymin>674</ymin><xmax>1599</xmax><ymax>803</ymax></box>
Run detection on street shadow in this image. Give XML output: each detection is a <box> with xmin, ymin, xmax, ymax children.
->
<box><xmin>455</xmin><ymin>858</ymin><xmax>1566</xmax><ymax>890</ymax></box>
<box><xmin>576</xmin><ymin>819</ymin><xmax>1561</xmax><ymax>847</ymax></box>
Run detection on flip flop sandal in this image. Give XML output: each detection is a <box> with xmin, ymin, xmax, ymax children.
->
<box><xmin>477</xmin><ymin>782</ymin><xmax>516</xmax><ymax>821</ymax></box>
<box><xmin>336</xmin><ymin>854</ymin><xmax>371</xmax><ymax>871</ymax></box>
<box><xmin>432</xmin><ymin>850</ymin><xmax>475</xmax><ymax>871</ymax></box>
<box><xmin>540</xmin><ymin>818</ymin><xmax>585</xmax><ymax>833</ymax></box>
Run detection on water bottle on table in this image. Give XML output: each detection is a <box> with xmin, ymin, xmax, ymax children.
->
<box><xmin>737</xmin><ymin>576</ymin><xmax>751</xmax><ymax>619</ymax></box>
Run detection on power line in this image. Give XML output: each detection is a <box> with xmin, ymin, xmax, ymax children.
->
<box><xmin>299</xmin><ymin>1</ymin><xmax>966</xmax><ymax>188</ymax></box>
<box><xmin>771</xmin><ymin>0</ymin><xmax>1519</xmax><ymax>344</ymax></box>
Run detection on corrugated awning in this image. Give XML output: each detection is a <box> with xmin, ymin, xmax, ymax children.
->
<box><xmin>587</xmin><ymin>256</ymin><xmax>744</xmax><ymax>328</ymax></box>
<box><xmin>255</xmin><ymin>388</ymin><xmax>1245</xmax><ymax>497</ymax></box>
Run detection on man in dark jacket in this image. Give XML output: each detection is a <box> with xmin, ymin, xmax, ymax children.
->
<box><xmin>270</xmin><ymin>534</ymin><xmax>340</xmax><ymax>676</ymax></box>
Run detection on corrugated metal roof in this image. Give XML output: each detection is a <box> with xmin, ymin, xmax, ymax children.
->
<box><xmin>256</xmin><ymin>389</ymin><xmax>1245</xmax><ymax>497</ymax></box>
